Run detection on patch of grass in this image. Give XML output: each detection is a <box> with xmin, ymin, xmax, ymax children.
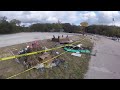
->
<box><xmin>0</xmin><ymin>35</ymin><xmax>93</xmax><ymax>79</ymax></box>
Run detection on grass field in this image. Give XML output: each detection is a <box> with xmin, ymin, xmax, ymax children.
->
<box><xmin>0</xmin><ymin>35</ymin><xmax>93</xmax><ymax>79</ymax></box>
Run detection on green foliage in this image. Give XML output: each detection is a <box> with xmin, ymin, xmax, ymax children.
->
<box><xmin>80</xmin><ymin>22</ymin><xmax>88</xmax><ymax>27</ymax></box>
<box><xmin>86</xmin><ymin>25</ymin><xmax>120</xmax><ymax>37</ymax></box>
<box><xmin>10</xmin><ymin>19</ymin><xmax>21</xmax><ymax>26</ymax></box>
<box><xmin>28</xmin><ymin>23</ymin><xmax>81</xmax><ymax>33</ymax></box>
<box><xmin>0</xmin><ymin>16</ymin><xmax>23</xmax><ymax>34</ymax></box>
<box><xmin>0</xmin><ymin>20</ymin><xmax>13</xmax><ymax>34</ymax></box>
<box><xmin>0</xmin><ymin>16</ymin><xmax>83</xmax><ymax>34</ymax></box>
<box><xmin>1</xmin><ymin>16</ymin><xmax>120</xmax><ymax>38</ymax></box>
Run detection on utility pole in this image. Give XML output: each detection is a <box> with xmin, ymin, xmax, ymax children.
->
<box><xmin>113</xmin><ymin>18</ymin><xmax>115</xmax><ymax>26</ymax></box>
<box><xmin>58</xmin><ymin>19</ymin><xmax>63</xmax><ymax>32</ymax></box>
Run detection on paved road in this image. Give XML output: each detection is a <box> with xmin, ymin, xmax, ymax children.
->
<box><xmin>84</xmin><ymin>35</ymin><xmax>120</xmax><ymax>79</ymax></box>
<box><xmin>0</xmin><ymin>32</ymin><xmax>75</xmax><ymax>48</ymax></box>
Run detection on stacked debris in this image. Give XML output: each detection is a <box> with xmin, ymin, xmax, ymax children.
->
<box><xmin>52</xmin><ymin>35</ymin><xmax>72</xmax><ymax>44</ymax></box>
<box><xmin>34</xmin><ymin>58</ymin><xmax>65</xmax><ymax>70</ymax></box>
<box><xmin>17</xmin><ymin>40</ymin><xmax>43</xmax><ymax>68</ymax></box>
<box><xmin>38</xmin><ymin>53</ymin><xmax>52</xmax><ymax>63</ymax></box>
<box><xmin>18</xmin><ymin>51</ymin><xmax>52</xmax><ymax>69</ymax></box>
<box><xmin>18</xmin><ymin>41</ymin><xmax>42</xmax><ymax>55</ymax></box>
<box><xmin>24</xmin><ymin>55</ymin><xmax>40</xmax><ymax>68</ymax></box>
<box><xmin>15</xmin><ymin>39</ymin><xmax>67</xmax><ymax>72</ymax></box>
<box><xmin>52</xmin><ymin>59</ymin><xmax>65</xmax><ymax>67</ymax></box>
<box><xmin>18</xmin><ymin>46</ymin><xmax>31</xmax><ymax>55</ymax></box>
<box><xmin>28</xmin><ymin>40</ymin><xmax>42</xmax><ymax>51</ymax></box>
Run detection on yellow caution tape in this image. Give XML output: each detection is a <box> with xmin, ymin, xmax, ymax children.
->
<box><xmin>7</xmin><ymin>67</ymin><xmax>35</xmax><ymax>79</ymax></box>
<box><xmin>6</xmin><ymin>51</ymin><xmax>67</xmax><ymax>79</ymax></box>
<box><xmin>0</xmin><ymin>38</ymin><xmax>86</xmax><ymax>62</ymax></box>
<box><xmin>6</xmin><ymin>38</ymin><xmax>86</xmax><ymax>79</ymax></box>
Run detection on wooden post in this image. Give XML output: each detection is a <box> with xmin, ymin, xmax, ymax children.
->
<box><xmin>66</xmin><ymin>35</ymin><xmax>68</xmax><ymax>38</ymax></box>
<box><xmin>58</xmin><ymin>36</ymin><xmax>60</xmax><ymax>42</ymax></box>
<box><xmin>53</xmin><ymin>35</ymin><xmax>55</xmax><ymax>38</ymax></box>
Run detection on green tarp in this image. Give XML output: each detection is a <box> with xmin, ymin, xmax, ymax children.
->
<box><xmin>64</xmin><ymin>47</ymin><xmax>91</xmax><ymax>54</ymax></box>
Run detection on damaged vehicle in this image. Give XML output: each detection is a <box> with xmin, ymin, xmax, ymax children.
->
<box><xmin>63</xmin><ymin>45</ymin><xmax>91</xmax><ymax>54</ymax></box>
<box><xmin>112</xmin><ymin>36</ymin><xmax>117</xmax><ymax>41</ymax></box>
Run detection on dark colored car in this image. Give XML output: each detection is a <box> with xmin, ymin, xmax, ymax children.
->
<box><xmin>112</xmin><ymin>37</ymin><xmax>117</xmax><ymax>41</ymax></box>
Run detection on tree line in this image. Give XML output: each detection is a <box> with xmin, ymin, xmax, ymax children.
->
<box><xmin>86</xmin><ymin>25</ymin><xmax>120</xmax><ymax>37</ymax></box>
<box><xmin>0</xmin><ymin>16</ymin><xmax>82</xmax><ymax>34</ymax></box>
<box><xmin>0</xmin><ymin>16</ymin><xmax>25</xmax><ymax>34</ymax></box>
<box><xmin>0</xmin><ymin>16</ymin><xmax>120</xmax><ymax>37</ymax></box>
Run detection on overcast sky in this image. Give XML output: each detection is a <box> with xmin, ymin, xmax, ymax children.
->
<box><xmin>0</xmin><ymin>11</ymin><xmax>120</xmax><ymax>26</ymax></box>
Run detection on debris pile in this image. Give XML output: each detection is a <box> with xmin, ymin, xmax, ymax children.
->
<box><xmin>52</xmin><ymin>35</ymin><xmax>73</xmax><ymax>44</ymax></box>
<box><xmin>63</xmin><ymin>44</ymin><xmax>92</xmax><ymax>57</ymax></box>
<box><xmin>16</xmin><ymin>40</ymin><xmax>67</xmax><ymax>71</ymax></box>
<box><xmin>11</xmin><ymin>37</ymin><xmax>92</xmax><ymax>73</ymax></box>
<box><xmin>17</xmin><ymin>40</ymin><xmax>43</xmax><ymax>67</ymax></box>
<box><xmin>18</xmin><ymin>41</ymin><xmax>42</xmax><ymax>55</ymax></box>
<box><xmin>34</xmin><ymin>59</ymin><xmax>65</xmax><ymax>70</ymax></box>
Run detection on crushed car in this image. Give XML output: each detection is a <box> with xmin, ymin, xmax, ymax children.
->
<box><xmin>63</xmin><ymin>45</ymin><xmax>91</xmax><ymax>54</ymax></box>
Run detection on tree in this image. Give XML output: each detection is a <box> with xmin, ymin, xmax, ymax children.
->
<box><xmin>0</xmin><ymin>16</ymin><xmax>8</xmax><ymax>25</ymax></box>
<box><xmin>62</xmin><ymin>23</ymin><xmax>72</xmax><ymax>32</ymax></box>
<box><xmin>86</xmin><ymin>25</ymin><xmax>120</xmax><ymax>38</ymax></box>
<box><xmin>0</xmin><ymin>21</ymin><xmax>13</xmax><ymax>34</ymax></box>
<box><xmin>80</xmin><ymin>22</ymin><xmax>89</xmax><ymax>35</ymax></box>
<box><xmin>0</xmin><ymin>16</ymin><xmax>14</xmax><ymax>34</ymax></box>
<box><xmin>0</xmin><ymin>16</ymin><xmax>7</xmax><ymax>23</ymax></box>
<box><xmin>10</xmin><ymin>19</ymin><xmax>21</xmax><ymax>26</ymax></box>
<box><xmin>80</xmin><ymin>22</ymin><xmax>88</xmax><ymax>27</ymax></box>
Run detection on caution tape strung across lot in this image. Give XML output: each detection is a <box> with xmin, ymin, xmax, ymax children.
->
<box><xmin>6</xmin><ymin>38</ymin><xmax>86</xmax><ymax>79</ymax></box>
<box><xmin>0</xmin><ymin>38</ymin><xmax>86</xmax><ymax>62</ymax></box>
<box><xmin>7</xmin><ymin>51</ymin><xmax>67</xmax><ymax>79</ymax></box>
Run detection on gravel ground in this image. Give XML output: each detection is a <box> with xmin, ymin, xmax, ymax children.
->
<box><xmin>84</xmin><ymin>34</ymin><xmax>120</xmax><ymax>79</ymax></box>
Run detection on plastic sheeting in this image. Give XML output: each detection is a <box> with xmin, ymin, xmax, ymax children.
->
<box><xmin>71</xmin><ymin>53</ymin><xmax>81</xmax><ymax>57</ymax></box>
